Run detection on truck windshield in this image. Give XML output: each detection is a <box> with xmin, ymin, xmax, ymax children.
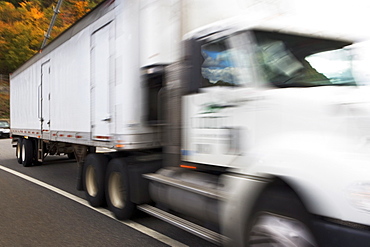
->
<box><xmin>0</xmin><ymin>121</ymin><xmax>9</xmax><ymax>128</ymax></box>
<box><xmin>253</xmin><ymin>30</ymin><xmax>356</xmax><ymax>87</ymax></box>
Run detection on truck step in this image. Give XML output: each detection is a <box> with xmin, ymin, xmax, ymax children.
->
<box><xmin>143</xmin><ymin>173</ymin><xmax>226</xmax><ymax>200</ymax></box>
<box><xmin>137</xmin><ymin>204</ymin><xmax>227</xmax><ymax>245</ymax></box>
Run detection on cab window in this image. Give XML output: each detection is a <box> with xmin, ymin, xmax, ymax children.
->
<box><xmin>200</xmin><ymin>33</ymin><xmax>253</xmax><ymax>88</ymax></box>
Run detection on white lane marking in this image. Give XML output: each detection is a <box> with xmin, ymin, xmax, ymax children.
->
<box><xmin>0</xmin><ymin>165</ymin><xmax>188</xmax><ymax>247</ymax></box>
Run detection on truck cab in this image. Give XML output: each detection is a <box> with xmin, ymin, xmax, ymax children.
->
<box><xmin>147</xmin><ymin>25</ymin><xmax>370</xmax><ymax>246</ymax></box>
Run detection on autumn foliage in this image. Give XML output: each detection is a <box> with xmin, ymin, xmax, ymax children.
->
<box><xmin>0</xmin><ymin>0</ymin><xmax>102</xmax><ymax>118</ymax></box>
<box><xmin>0</xmin><ymin>0</ymin><xmax>103</xmax><ymax>74</ymax></box>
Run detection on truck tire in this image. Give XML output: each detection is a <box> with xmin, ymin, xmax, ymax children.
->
<box><xmin>21</xmin><ymin>139</ymin><xmax>34</xmax><ymax>167</ymax></box>
<box><xmin>247</xmin><ymin>183</ymin><xmax>318</xmax><ymax>247</ymax></box>
<box><xmin>83</xmin><ymin>153</ymin><xmax>108</xmax><ymax>207</ymax></box>
<box><xmin>16</xmin><ymin>139</ymin><xmax>22</xmax><ymax>164</ymax></box>
<box><xmin>105</xmin><ymin>158</ymin><xmax>135</xmax><ymax>220</ymax></box>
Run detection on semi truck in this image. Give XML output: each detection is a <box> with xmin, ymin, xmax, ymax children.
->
<box><xmin>10</xmin><ymin>0</ymin><xmax>370</xmax><ymax>246</ymax></box>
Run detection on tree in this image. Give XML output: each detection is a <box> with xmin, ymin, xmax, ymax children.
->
<box><xmin>0</xmin><ymin>0</ymin><xmax>103</xmax><ymax>74</ymax></box>
<box><xmin>0</xmin><ymin>1</ymin><xmax>48</xmax><ymax>73</ymax></box>
<box><xmin>0</xmin><ymin>0</ymin><xmax>23</xmax><ymax>7</ymax></box>
<box><xmin>59</xmin><ymin>0</ymin><xmax>91</xmax><ymax>27</ymax></box>
<box><xmin>0</xmin><ymin>0</ymin><xmax>103</xmax><ymax>118</ymax></box>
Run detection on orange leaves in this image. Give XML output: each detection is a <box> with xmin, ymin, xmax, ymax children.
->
<box><xmin>71</xmin><ymin>0</ymin><xmax>90</xmax><ymax>19</ymax></box>
<box><xmin>59</xmin><ymin>0</ymin><xmax>91</xmax><ymax>28</ymax></box>
<box><xmin>0</xmin><ymin>0</ymin><xmax>103</xmax><ymax>117</ymax></box>
<box><xmin>0</xmin><ymin>2</ymin><xmax>21</xmax><ymax>22</ymax></box>
<box><xmin>19</xmin><ymin>1</ymin><xmax>45</xmax><ymax>21</ymax></box>
<box><xmin>26</xmin><ymin>4</ymin><xmax>44</xmax><ymax>21</ymax></box>
<box><xmin>0</xmin><ymin>0</ymin><xmax>102</xmax><ymax>74</ymax></box>
<box><xmin>0</xmin><ymin>1</ymin><xmax>47</xmax><ymax>73</ymax></box>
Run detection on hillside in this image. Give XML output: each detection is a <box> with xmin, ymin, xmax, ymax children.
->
<box><xmin>0</xmin><ymin>0</ymin><xmax>103</xmax><ymax>119</ymax></box>
<box><xmin>0</xmin><ymin>77</ymin><xmax>9</xmax><ymax>118</ymax></box>
<box><xmin>0</xmin><ymin>0</ymin><xmax>103</xmax><ymax>74</ymax></box>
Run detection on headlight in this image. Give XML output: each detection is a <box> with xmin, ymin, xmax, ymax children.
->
<box><xmin>348</xmin><ymin>183</ymin><xmax>370</xmax><ymax>213</ymax></box>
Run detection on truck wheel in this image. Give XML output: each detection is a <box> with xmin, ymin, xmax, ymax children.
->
<box><xmin>21</xmin><ymin>139</ymin><xmax>34</xmax><ymax>167</ymax></box>
<box><xmin>83</xmin><ymin>153</ymin><xmax>108</xmax><ymax>207</ymax></box>
<box><xmin>247</xmin><ymin>183</ymin><xmax>318</xmax><ymax>247</ymax></box>
<box><xmin>16</xmin><ymin>139</ymin><xmax>23</xmax><ymax>164</ymax></box>
<box><xmin>105</xmin><ymin>158</ymin><xmax>135</xmax><ymax>220</ymax></box>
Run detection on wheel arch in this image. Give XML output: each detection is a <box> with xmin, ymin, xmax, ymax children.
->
<box><xmin>246</xmin><ymin>176</ymin><xmax>319</xmax><ymax>246</ymax></box>
<box><xmin>220</xmin><ymin>174</ymin><xmax>316</xmax><ymax>247</ymax></box>
<box><xmin>258</xmin><ymin>176</ymin><xmax>310</xmax><ymax>210</ymax></box>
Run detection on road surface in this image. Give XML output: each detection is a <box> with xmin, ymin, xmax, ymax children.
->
<box><xmin>0</xmin><ymin>138</ymin><xmax>217</xmax><ymax>247</ymax></box>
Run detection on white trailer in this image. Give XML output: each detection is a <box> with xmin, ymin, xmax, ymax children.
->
<box><xmin>10</xmin><ymin>0</ymin><xmax>370</xmax><ymax>246</ymax></box>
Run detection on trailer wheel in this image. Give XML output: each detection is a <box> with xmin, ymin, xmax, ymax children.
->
<box><xmin>21</xmin><ymin>139</ymin><xmax>34</xmax><ymax>167</ymax></box>
<box><xmin>83</xmin><ymin>153</ymin><xmax>108</xmax><ymax>207</ymax></box>
<box><xmin>16</xmin><ymin>139</ymin><xmax>23</xmax><ymax>164</ymax></box>
<box><xmin>105</xmin><ymin>158</ymin><xmax>135</xmax><ymax>220</ymax></box>
<box><xmin>247</xmin><ymin>183</ymin><xmax>318</xmax><ymax>247</ymax></box>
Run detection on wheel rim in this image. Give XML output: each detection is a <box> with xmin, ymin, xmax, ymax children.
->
<box><xmin>108</xmin><ymin>172</ymin><xmax>125</xmax><ymax>209</ymax></box>
<box><xmin>85</xmin><ymin>165</ymin><xmax>98</xmax><ymax>197</ymax></box>
<box><xmin>21</xmin><ymin>144</ymin><xmax>26</xmax><ymax>163</ymax></box>
<box><xmin>249</xmin><ymin>212</ymin><xmax>317</xmax><ymax>247</ymax></box>
<box><xmin>17</xmin><ymin>142</ymin><xmax>21</xmax><ymax>159</ymax></box>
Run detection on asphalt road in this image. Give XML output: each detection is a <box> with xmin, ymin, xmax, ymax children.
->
<box><xmin>0</xmin><ymin>138</ymin><xmax>217</xmax><ymax>247</ymax></box>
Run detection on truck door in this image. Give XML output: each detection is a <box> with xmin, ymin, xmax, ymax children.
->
<box><xmin>182</xmin><ymin>32</ymin><xmax>256</xmax><ymax>167</ymax></box>
<box><xmin>40</xmin><ymin>60</ymin><xmax>51</xmax><ymax>139</ymax></box>
<box><xmin>91</xmin><ymin>23</ymin><xmax>114</xmax><ymax>141</ymax></box>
